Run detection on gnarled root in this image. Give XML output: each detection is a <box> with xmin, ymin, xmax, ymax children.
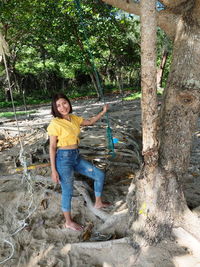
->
<box><xmin>74</xmin><ymin>181</ymin><xmax>128</xmax><ymax>233</ymax></box>
<box><xmin>62</xmin><ymin>237</ymin><xmax>129</xmax><ymax>250</ymax></box>
<box><xmin>74</xmin><ymin>181</ymin><xmax>110</xmax><ymax>221</ymax></box>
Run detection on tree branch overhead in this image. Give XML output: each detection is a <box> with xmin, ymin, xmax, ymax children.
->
<box><xmin>101</xmin><ymin>0</ymin><xmax>140</xmax><ymax>16</ymax></box>
<box><xmin>159</xmin><ymin>0</ymin><xmax>190</xmax><ymax>8</ymax></box>
<box><xmin>102</xmin><ymin>0</ymin><xmax>179</xmax><ymax>39</ymax></box>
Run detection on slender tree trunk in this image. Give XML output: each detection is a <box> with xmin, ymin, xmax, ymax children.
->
<box><xmin>89</xmin><ymin>72</ymin><xmax>100</xmax><ymax>99</ymax></box>
<box><xmin>73</xmin><ymin>27</ymin><xmax>101</xmax><ymax>99</ymax></box>
<box><xmin>4</xmin><ymin>87</ymin><xmax>11</xmax><ymax>101</ymax></box>
<box><xmin>127</xmin><ymin>0</ymin><xmax>185</xmax><ymax>245</ymax></box>
<box><xmin>102</xmin><ymin>0</ymin><xmax>200</xmax><ymax>244</ymax></box>
<box><xmin>128</xmin><ymin>0</ymin><xmax>161</xmax><ymax>244</ymax></box>
<box><xmin>3</xmin><ymin>56</ymin><xmax>12</xmax><ymax>102</ymax></box>
<box><xmin>116</xmin><ymin>68</ymin><xmax>124</xmax><ymax>95</ymax></box>
<box><xmin>157</xmin><ymin>50</ymin><xmax>168</xmax><ymax>88</ymax></box>
<box><xmin>140</xmin><ymin>2</ymin><xmax>158</xmax><ymax>162</ymax></box>
<box><xmin>127</xmin><ymin>2</ymin><xmax>200</xmax><ymax>245</ymax></box>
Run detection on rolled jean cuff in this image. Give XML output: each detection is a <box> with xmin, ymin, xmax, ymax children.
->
<box><xmin>95</xmin><ymin>191</ymin><xmax>101</xmax><ymax>197</ymax></box>
<box><xmin>62</xmin><ymin>208</ymin><xmax>71</xmax><ymax>212</ymax></box>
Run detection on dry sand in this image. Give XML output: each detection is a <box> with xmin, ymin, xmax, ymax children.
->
<box><xmin>0</xmin><ymin>95</ymin><xmax>200</xmax><ymax>267</ymax></box>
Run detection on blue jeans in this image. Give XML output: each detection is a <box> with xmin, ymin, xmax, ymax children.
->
<box><xmin>56</xmin><ymin>149</ymin><xmax>105</xmax><ymax>212</ymax></box>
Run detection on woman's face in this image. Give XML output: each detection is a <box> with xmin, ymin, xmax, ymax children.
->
<box><xmin>56</xmin><ymin>98</ymin><xmax>71</xmax><ymax>117</ymax></box>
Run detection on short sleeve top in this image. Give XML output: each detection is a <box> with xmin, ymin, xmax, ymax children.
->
<box><xmin>47</xmin><ymin>114</ymin><xmax>83</xmax><ymax>147</ymax></box>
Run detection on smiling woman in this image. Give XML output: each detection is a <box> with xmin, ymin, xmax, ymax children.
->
<box><xmin>56</xmin><ymin>98</ymin><xmax>72</xmax><ymax>118</ymax></box>
<box><xmin>47</xmin><ymin>93</ymin><xmax>111</xmax><ymax>231</ymax></box>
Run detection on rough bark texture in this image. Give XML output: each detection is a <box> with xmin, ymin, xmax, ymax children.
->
<box><xmin>127</xmin><ymin>0</ymin><xmax>185</xmax><ymax>245</ymax></box>
<box><xmin>101</xmin><ymin>0</ymin><xmax>200</xmax><ymax>244</ymax></box>
<box><xmin>159</xmin><ymin>10</ymin><xmax>200</xmax><ymax>174</ymax></box>
<box><xmin>140</xmin><ymin>0</ymin><xmax>158</xmax><ymax>165</ymax></box>
<box><xmin>127</xmin><ymin>166</ymin><xmax>185</xmax><ymax>245</ymax></box>
<box><xmin>157</xmin><ymin>50</ymin><xmax>168</xmax><ymax>88</ymax></box>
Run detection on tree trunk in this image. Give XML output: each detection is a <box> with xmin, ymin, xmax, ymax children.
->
<box><xmin>127</xmin><ymin>3</ymin><xmax>200</xmax><ymax>245</ymax></box>
<box><xmin>116</xmin><ymin>68</ymin><xmax>124</xmax><ymax>95</ymax></box>
<box><xmin>3</xmin><ymin>55</ymin><xmax>12</xmax><ymax>102</ymax></box>
<box><xmin>157</xmin><ymin>50</ymin><xmax>168</xmax><ymax>88</ymax></box>
<box><xmin>101</xmin><ymin>0</ymin><xmax>200</xmax><ymax>245</ymax></box>
<box><xmin>159</xmin><ymin>14</ymin><xmax>200</xmax><ymax>175</ymax></box>
<box><xmin>4</xmin><ymin>87</ymin><xmax>12</xmax><ymax>101</ymax></box>
<box><xmin>89</xmin><ymin>72</ymin><xmax>101</xmax><ymax>99</ymax></box>
<box><xmin>127</xmin><ymin>0</ymin><xmax>183</xmax><ymax>245</ymax></box>
<box><xmin>72</xmin><ymin>25</ymin><xmax>101</xmax><ymax>99</ymax></box>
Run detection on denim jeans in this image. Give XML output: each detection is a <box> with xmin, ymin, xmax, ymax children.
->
<box><xmin>56</xmin><ymin>149</ymin><xmax>105</xmax><ymax>212</ymax></box>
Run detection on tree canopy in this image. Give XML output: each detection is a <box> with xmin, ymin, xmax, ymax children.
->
<box><xmin>0</xmin><ymin>0</ymin><xmax>146</xmax><ymax>100</ymax></box>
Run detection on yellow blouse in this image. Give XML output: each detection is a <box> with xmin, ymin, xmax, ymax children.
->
<box><xmin>47</xmin><ymin>114</ymin><xmax>83</xmax><ymax>147</ymax></box>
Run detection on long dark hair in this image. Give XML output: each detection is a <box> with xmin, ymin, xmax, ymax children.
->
<box><xmin>51</xmin><ymin>93</ymin><xmax>73</xmax><ymax>118</ymax></box>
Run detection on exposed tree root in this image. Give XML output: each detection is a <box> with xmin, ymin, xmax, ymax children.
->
<box><xmin>0</xmin><ymin>174</ymin><xmax>52</xmax><ymax>184</ymax></box>
<box><xmin>98</xmin><ymin>209</ymin><xmax>128</xmax><ymax>232</ymax></box>
<box><xmin>177</xmin><ymin>209</ymin><xmax>200</xmax><ymax>241</ymax></box>
<box><xmin>67</xmin><ymin>237</ymin><xmax>129</xmax><ymax>249</ymax></box>
<box><xmin>74</xmin><ymin>180</ymin><xmax>128</xmax><ymax>233</ymax></box>
<box><xmin>74</xmin><ymin>181</ymin><xmax>110</xmax><ymax>221</ymax></box>
<box><xmin>173</xmin><ymin>227</ymin><xmax>200</xmax><ymax>256</ymax></box>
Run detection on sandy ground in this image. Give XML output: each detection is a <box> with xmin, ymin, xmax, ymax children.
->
<box><xmin>0</xmin><ymin>95</ymin><xmax>200</xmax><ymax>267</ymax></box>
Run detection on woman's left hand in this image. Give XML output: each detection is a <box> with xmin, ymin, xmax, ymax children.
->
<box><xmin>102</xmin><ymin>104</ymin><xmax>109</xmax><ymax>114</ymax></box>
<box><xmin>81</xmin><ymin>104</ymin><xmax>109</xmax><ymax>126</ymax></box>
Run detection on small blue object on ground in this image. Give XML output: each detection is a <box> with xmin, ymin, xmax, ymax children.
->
<box><xmin>112</xmin><ymin>138</ymin><xmax>119</xmax><ymax>144</ymax></box>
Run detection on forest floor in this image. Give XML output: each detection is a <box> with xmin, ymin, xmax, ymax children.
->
<box><xmin>0</xmin><ymin>94</ymin><xmax>200</xmax><ymax>267</ymax></box>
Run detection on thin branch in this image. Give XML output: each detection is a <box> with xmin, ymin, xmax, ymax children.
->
<box><xmin>159</xmin><ymin>0</ymin><xmax>189</xmax><ymax>8</ymax></box>
<box><xmin>157</xmin><ymin>10</ymin><xmax>179</xmax><ymax>39</ymax></box>
<box><xmin>70</xmin><ymin>237</ymin><xmax>129</xmax><ymax>249</ymax></box>
<box><xmin>196</xmin><ymin>0</ymin><xmax>200</xmax><ymax>7</ymax></box>
<box><xmin>102</xmin><ymin>0</ymin><xmax>178</xmax><ymax>40</ymax></box>
<box><xmin>192</xmin><ymin>0</ymin><xmax>200</xmax><ymax>21</ymax></box>
<box><xmin>101</xmin><ymin>0</ymin><xmax>140</xmax><ymax>16</ymax></box>
<box><xmin>0</xmin><ymin>31</ymin><xmax>9</xmax><ymax>63</ymax></box>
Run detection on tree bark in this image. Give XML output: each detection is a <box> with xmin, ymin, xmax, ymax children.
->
<box><xmin>89</xmin><ymin>72</ymin><xmax>101</xmax><ymax>99</ymax></box>
<box><xmin>127</xmin><ymin>0</ymin><xmax>176</xmax><ymax>245</ymax></box>
<box><xmin>157</xmin><ymin>50</ymin><xmax>168</xmax><ymax>88</ymax></box>
<box><xmin>159</xmin><ymin>11</ymin><xmax>200</xmax><ymax>175</ymax></box>
<box><xmin>140</xmin><ymin>0</ymin><xmax>158</xmax><ymax>164</ymax></box>
<box><xmin>102</xmin><ymin>0</ymin><xmax>200</xmax><ymax>244</ymax></box>
<box><xmin>130</xmin><ymin>0</ymin><xmax>199</xmax><ymax>245</ymax></box>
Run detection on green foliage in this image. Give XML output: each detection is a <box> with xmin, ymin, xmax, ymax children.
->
<box><xmin>123</xmin><ymin>91</ymin><xmax>141</xmax><ymax>101</ymax></box>
<box><xmin>0</xmin><ymin>98</ymin><xmax>49</xmax><ymax>109</ymax></box>
<box><xmin>0</xmin><ymin>110</ymin><xmax>36</xmax><ymax>118</ymax></box>
<box><xmin>157</xmin><ymin>27</ymin><xmax>172</xmax><ymax>87</ymax></box>
<box><xmin>0</xmin><ymin>0</ymin><xmax>171</xmax><ymax>100</ymax></box>
<box><xmin>123</xmin><ymin>89</ymin><xmax>164</xmax><ymax>101</ymax></box>
<box><xmin>0</xmin><ymin>100</ymin><xmax>18</xmax><ymax>109</ymax></box>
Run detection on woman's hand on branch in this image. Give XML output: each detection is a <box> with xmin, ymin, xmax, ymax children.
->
<box><xmin>81</xmin><ymin>104</ymin><xmax>109</xmax><ymax>126</ymax></box>
<box><xmin>102</xmin><ymin>104</ymin><xmax>109</xmax><ymax>114</ymax></box>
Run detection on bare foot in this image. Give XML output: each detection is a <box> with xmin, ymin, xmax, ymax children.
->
<box><xmin>63</xmin><ymin>221</ymin><xmax>84</xmax><ymax>232</ymax></box>
<box><xmin>94</xmin><ymin>202</ymin><xmax>112</xmax><ymax>209</ymax></box>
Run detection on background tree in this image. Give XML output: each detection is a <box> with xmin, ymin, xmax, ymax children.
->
<box><xmin>0</xmin><ymin>0</ymin><xmax>141</xmax><ymax>101</ymax></box>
